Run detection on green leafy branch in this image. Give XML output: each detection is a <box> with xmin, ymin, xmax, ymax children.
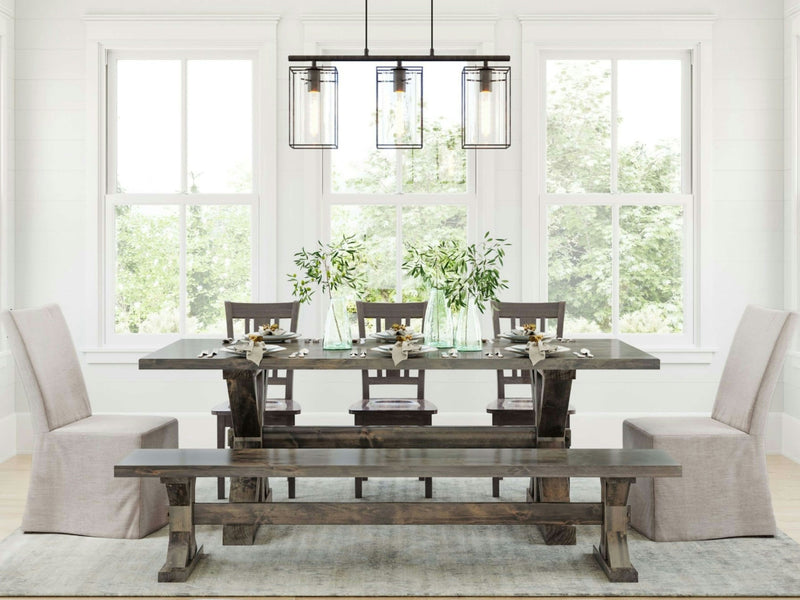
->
<box><xmin>288</xmin><ymin>234</ymin><xmax>366</xmax><ymax>304</ymax></box>
<box><xmin>402</xmin><ymin>239</ymin><xmax>462</xmax><ymax>289</ymax></box>
<box><xmin>403</xmin><ymin>232</ymin><xmax>509</xmax><ymax>313</ymax></box>
<box><xmin>444</xmin><ymin>232</ymin><xmax>509</xmax><ymax>313</ymax></box>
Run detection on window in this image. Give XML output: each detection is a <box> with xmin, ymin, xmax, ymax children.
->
<box><xmin>325</xmin><ymin>61</ymin><xmax>472</xmax><ymax>302</ymax></box>
<box><xmin>105</xmin><ymin>53</ymin><xmax>257</xmax><ymax>341</ymax></box>
<box><xmin>543</xmin><ymin>53</ymin><xmax>692</xmax><ymax>340</ymax></box>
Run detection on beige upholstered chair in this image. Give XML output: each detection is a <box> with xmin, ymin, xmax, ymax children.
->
<box><xmin>2</xmin><ymin>304</ymin><xmax>179</xmax><ymax>539</ymax></box>
<box><xmin>623</xmin><ymin>305</ymin><xmax>798</xmax><ymax>541</ymax></box>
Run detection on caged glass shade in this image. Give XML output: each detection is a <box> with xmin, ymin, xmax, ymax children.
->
<box><xmin>376</xmin><ymin>65</ymin><xmax>423</xmax><ymax>149</ymax></box>
<box><xmin>462</xmin><ymin>65</ymin><xmax>510</xmax><ymax>149</ymax></box>
<box><xmin>289</xmin><ymin>65</ymin><xmax>338</xmax><ymax>149</ymax></box>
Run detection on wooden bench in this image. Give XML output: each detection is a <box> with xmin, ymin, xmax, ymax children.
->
<box><xmin>115</xmin><ymin>427</ymin><xmax>680</xmax><ymax>585</ymax></box>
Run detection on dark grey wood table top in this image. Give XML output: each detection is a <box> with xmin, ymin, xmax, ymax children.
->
<box><xmin>139</xmin><ymin>337</ymin><xmax>659</xmax><ymax>371</ymax></box>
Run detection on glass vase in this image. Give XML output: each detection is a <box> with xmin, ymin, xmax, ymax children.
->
<box><xmin>454</xmin><ymin>299</ymin><xmax>483</xmax><ymax>352</ymax></box>
<box><xmin>323</xmin><ymin>297</ymin><xmax>352</xmax><ymax>350</ymax></box>
<box><xmin>423</xmin><ymin>287</ymin><xmax>453</xmax><ymax>348</ymax></box>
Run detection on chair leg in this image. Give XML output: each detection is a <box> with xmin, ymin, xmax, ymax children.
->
<box><xmin>216</xmin><ymin>419</ymin><xmax>226</xmax><ymax>500</ymax></box>
<box><xmin>424</xmin><ymin>477</ymin><xmax>433</xmax><ymax>498</ymax></box>
<box><xmin>287</xmin><ymin>477</ymin><xmax>296</xmax><ymax>499</ymax></box>
<box><xmin>492</xmin><ymin>476</ymin><xmax>502</xmax><ymax>498</ymax></box>
<box><xmin>355</xmin><ymin>477</ymin><xmax>363</xmax><ymax>499</ymax></box>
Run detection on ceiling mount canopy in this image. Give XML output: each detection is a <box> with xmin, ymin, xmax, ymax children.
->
<box><xmin>288</xmin><ymin>0</ymin><xmax>511</xmax><ymax>150</ymax></box>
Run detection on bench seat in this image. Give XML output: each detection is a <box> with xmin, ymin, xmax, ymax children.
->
<box><xmin>115</xmin><ymin>444</ymin><xmax>680</xmax><ymax>585</ymax></box>
<box><xmin>116</xmin><ymin>447</ymin><xmax>679</xmax><ymax>479</ymax></box>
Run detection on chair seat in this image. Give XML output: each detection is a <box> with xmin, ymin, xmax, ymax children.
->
<box><xmin>623</xmin><ymin>416</ymin><xmax>771</xmax><ymax>541</ymax></box>
<box><xmin>624</xmin><ymin>416</ymin><xmax>747</xmax><ymax>439</ymax></box>
<box><xmin>349</xmin><ymin>399</ymin><xmax>438</xmax><ymax>414</ymax></box>
<box><xmin>27</xmin><ymin>414</ymin><xmax>178</xmax><ymax>538</ymax></box>
<box><xmin>211</xmin><ymin>400</ymin><xmax>302</xmax><ymax>416</ymax></box>
<box><xmin>487</xmin><ymin>398</ymin><xmax>576</xmax><ymax>415</ymax></box>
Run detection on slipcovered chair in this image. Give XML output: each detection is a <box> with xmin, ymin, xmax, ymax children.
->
<box><xmin>623</xmin><ymin>305</ymin><xmax>798</xmax><ymax>541</ymax></box>
<box><xmin>2</xmin><ymin>304</ymin><xmax>179</xmax><ymax>539</ymax></box>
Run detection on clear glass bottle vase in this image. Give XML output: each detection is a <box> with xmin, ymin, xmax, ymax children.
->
<box><xmin>423</xmin><ymin>287</ymin><xmax>453</xmax><ymax>348</ymax></box>
<box><xmin>454</xmin><ymin>299</ymin><xmax>483</xmax><ymax>351</ymax></box>
<box><xmin>323</xmin><ymin>296</ymin><xmax>352</xmax><ymax>350</ymax></box>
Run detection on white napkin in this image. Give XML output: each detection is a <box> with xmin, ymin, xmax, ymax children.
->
<box><xmin>526</xmin><ymin>340</ymin><xmax>546</xmax><ymax>367</ymax></box>
<box><xmin>261</xmin><ymin>327</ymin><xmax>286</xmax><ymax>336</ymax></box>
<box><xmin>391</xmin><ymin>339</ymin><xmax>421</xmax><ymax>366</ymax></box>
<box><xmin>244</xmin><ymin>339</ymin><xmax>264</xmax><ymax>366</ymax></box>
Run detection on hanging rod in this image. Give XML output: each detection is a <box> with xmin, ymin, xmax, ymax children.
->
<box><xmin>288</xmin><ymin>54</ymin><xmax>510</xmax><ymax>62</ymax></box>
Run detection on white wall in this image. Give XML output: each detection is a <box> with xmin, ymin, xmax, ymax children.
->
<box><xmin>0</xmin><ymin>0</ymin><xmax>14</xmax><ymax>463</ymax></box>
<box><xmin>7</xmin><ymin>0</ymin><xmax>793</xmax><ymax>453</ymax></box>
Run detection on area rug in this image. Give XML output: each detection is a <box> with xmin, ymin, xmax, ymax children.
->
<box><xmin>1</xmin><ymin>477</ymin><xmax>799</xmax><ymax>597</ymax></box>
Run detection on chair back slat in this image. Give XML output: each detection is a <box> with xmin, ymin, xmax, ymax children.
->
<box><xmin>492</xmin><ymin>301</ymin><xmax>566</xmax><ymax>400</ymax></box>
<box><xmin>224</xmin><ymin>301</ymin><xmax>300</xmax><ymax>399</ymax></box>
<box><xmin>356</xmin><ymin>301</ymin><xmax>427</xmax><ymax>399</ymax></box>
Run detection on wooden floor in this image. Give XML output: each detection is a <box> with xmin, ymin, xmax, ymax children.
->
<box><xmin>1</xmin><ymin>453</ymin><xmax>799</xmax><ymax>600</ymax></box>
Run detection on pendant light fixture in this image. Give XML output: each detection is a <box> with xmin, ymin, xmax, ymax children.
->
<box><xmin>288</xmin><ymin>0</ymin><xmax>511</xmax><ymax>150</ymax></box>
<box><xmin>376</xmin><ymin>63</ymin><xmax>423</xmax><ymax>149</ymax></box>
<box><xmin>289</xmin><ymin>62</ymin><xmax>338</xmax><ymax>149</ymax></box>
<box><xmin>462</xmin><ymin>62</ymin><xmax>510</xmax><ymax>149</ymax></box>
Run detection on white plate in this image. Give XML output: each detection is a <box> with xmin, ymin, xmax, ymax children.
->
<box><xmin>499</xmin><ymin>331</ymin><xmax>558</xmax><ymax>343</ymax></box>
<box><xmin>370</xmin><ymin>331</ymin><xmax>424</xmax><ymax>341</ymax></box>
<box><xmin>249</xmin><ymin>331</ymin><xmax>300</xmax><ymax>342</ymax></box>
<box><xmin>220</xmin><ymin>344</ymin><xmax>286</xmax><ymax>356</ymax></box>
<box><xmin>371</xmin><ymin>344</ymin><xmax>436</xmax><ymax>357</ymax></box>
<box><xmin>506</xmin><ymin>344</ymin><xmax>571</xmax><ymax>355</ymax></box>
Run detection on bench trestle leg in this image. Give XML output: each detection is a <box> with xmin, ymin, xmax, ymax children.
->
<box><xmin>159</xmin><ymin>477</ymin><xmax>203</xmax><ymax>583</ymax></box>
<box><xmin>593</xmin><ymin>477</ymin><xmax>638</xmax><ymax>583</ymax></box>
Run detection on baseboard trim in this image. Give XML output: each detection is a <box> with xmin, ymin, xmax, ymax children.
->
<box><xmin>0</xmin><ymin>412</ymin><xmax>16</xmax><ymax>462</ymax></box>
<box><xmin>12</xmin><ymin>410</ymin><xmax>791</xmax><ymax>455</ymax></box>
<box><xmin>782</xmin><ymin>413</ymin><xmax>800</xmax><ymax>463</ymax></box>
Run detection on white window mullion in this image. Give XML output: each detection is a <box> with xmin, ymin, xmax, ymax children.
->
<box><xmin>395</xmin><ymin>205</ymin><xmax>403</xmax><ymax>302</ymax></box>
<box><xmin>610</xmin><ymin>59</ymin><xmax>618</xmax><ymax>194</ymax></box>
<box><xmin>180</xmin><ymin>59</ymin><xmax>188</xmax><ymax>195</ymax></box>
<box><xmin>179</xmin><ymin>204</ymin><xmax>188</xmax><ymax>335</ymax></box>
<box><xmin>611</xmin><ymin>204</ymin><xmax>620</xmax><ymax>335</ymax></box>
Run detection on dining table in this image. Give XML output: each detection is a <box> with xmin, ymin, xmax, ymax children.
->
<box><xmin>139</xmin><ymin>336</ymin><xmax>660</xmax><ymax>546</ymax></box>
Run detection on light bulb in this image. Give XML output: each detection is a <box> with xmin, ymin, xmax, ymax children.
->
<box><xmin>308</xmin><ymin>89</ymin><xmax>320</xmax><ymax>140</ymax></box>
<box><xmin>479</xmin><ymin>67</ymin><xmax>494</xmax><ymax>140</ymax></box>
<box><xmin>307</xmin><ymin>67</ymin><xmax>322</xmax><ymax>140</ymax></box>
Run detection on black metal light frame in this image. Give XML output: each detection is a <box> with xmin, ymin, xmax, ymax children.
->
<box><xmin>376</xmin><ymin>64</ymin><xmax>423</xmax><ymax>149</ymax></box>
<box><xmin>288</xmin><ymin>64</ymin><xmax>339</xmax><ymax>149</ymax></box>
<box><xmin>287</xmin><ymin>0</ymin><xmax>511</xmax><ymax>150</ymax></box>
<box><xmin>461</xmin><ymin>64</ymin><xmax>511</xmax><ymax>149</ymax></box>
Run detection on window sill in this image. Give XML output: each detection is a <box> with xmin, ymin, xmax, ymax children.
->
<box><xmin>641</xmin><ymin>346</ymin><xmax>717</xmax><ymax>365</ymax></box>
<box><xmin>81</xmin><ymin>347</ymin><xmax>156</xmax><ymax>364</ymax></box>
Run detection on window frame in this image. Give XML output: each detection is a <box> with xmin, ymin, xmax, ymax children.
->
<box><xmin>519</xmin><ymin>14</ymin><xmax>715</xmax><ymax>355</ymax></box>
<box><xmin>540</xmin><ymin>50</ymin><xmax>694</xmax><ymax>346</ymax></box>
<box><xmin>104</xmin><ymin>50</ymin><xmax>259</xmax><ymax>346</ymax></box>
<box><xmin>84</xmin><ymin>15</ymin><xmax>279</xmax><ymax>352</ymax></box>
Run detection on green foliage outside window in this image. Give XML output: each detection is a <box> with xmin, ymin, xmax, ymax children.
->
<box><xmin>546</xmin><ymin>59</ymin><xmax>685</xmax><ymax>334</ymax></box>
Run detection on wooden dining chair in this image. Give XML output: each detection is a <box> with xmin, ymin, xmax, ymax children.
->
<box><xmin>350</xmin><ymin>301</ymin><xmax>437</xmax><ymax>498</ymax></box>
<box><xmin>212</xmin><ymin>300</ymin><xmax>301</xmax><ymax>499</ymax></box>
<box><xmin>488</xmin><ymin>300</ymin><xmax>573</xmax><ymax>497</ymax></box>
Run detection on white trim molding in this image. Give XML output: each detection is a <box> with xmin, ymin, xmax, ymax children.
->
<box><xmin>0</xmin><ymin>412</ymin><xmax>15</xmax><ymax>462</ymax></box>
<box><xmin>84</xmin><ymin>15</ymin><xmax>279</xmax><ymax>348</ymax></box>
<box><xmin>519</xmin><ymin>14</ymin><xmax>714</xmax><ymax>354</ymax></box>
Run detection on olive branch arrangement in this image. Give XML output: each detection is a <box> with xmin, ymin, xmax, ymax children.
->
<box><xmin>403</xmin><ymin>232</ymin><xmax>509</xmax><ymax>313</ymax></box>
<box><xmin>288</xmin><ymin>234</ymin><xmax>365</xmax><ymax>340</ymax></box>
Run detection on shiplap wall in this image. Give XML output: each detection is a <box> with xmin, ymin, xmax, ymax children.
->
<box><xmin>0</xmin><ymin>0</ymin><xmax>14</xmax><ymax>462</ymax></box>
<box><xmin>7</xmin><ymin>0</ymin><xmax>793</xmax><ymax>453</ymax></box>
